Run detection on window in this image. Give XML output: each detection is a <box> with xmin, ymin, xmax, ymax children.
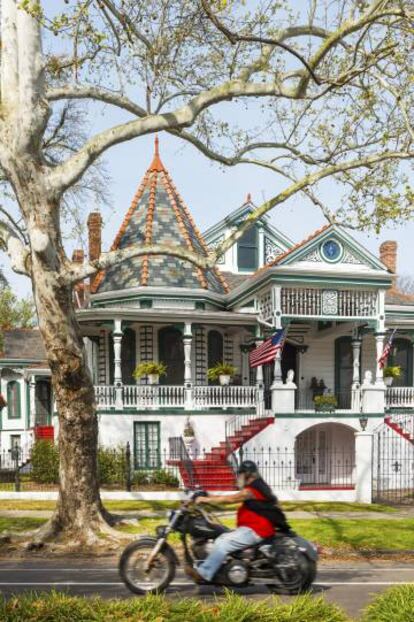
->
<box><xmin>134</xmin><ymin>422</ymin><xmax>160</xmax><ymax>469</ymax></box>
<box><xmin>334</xmin><ymin>337</ymin><xmax>354</xmax><ymax>409</ymax></box>
<box><xmin>121</xmin><ymin>328</ymin><xmax>136</xmax><ymax>384</ymax></box>
<box><xmin>35</xmin><ymin>380</ymin><xmax>52</xmax><ymax>426</ymax></box>
<box><xmin>388</xmin><ymin>339</ymin><xmax>413</xmax><ymax>387</ymax></box>
<box><xmin>208</xmin><ymin>330</ymin><xmax>223</xmax><ymax>368</ymax></box>
<box><xmin>158</xmin><ymin>326</ymin><xmax>184</xmax><ymax>385</ymax></box>
<box><xmin>7</xmin><ymin>381</ymin><xmax>21</xmax><ymax>419</ymax></box>
<box><xmin>237</xmin><ymin>226</ymin><xmax>258</xmax><ymax>271</ymax></box>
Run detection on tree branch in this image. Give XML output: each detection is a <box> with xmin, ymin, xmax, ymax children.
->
<box><xmin>65</xmin><ymin>242</ymin><xmax>214</xmax><ymax>285</ymax></box>
<box><xmin>0</xmin><ymin>221</ymin><xmax>31</xmax><ymax>276</ymax></box>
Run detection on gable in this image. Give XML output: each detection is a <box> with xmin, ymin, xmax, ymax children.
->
<box><xmin>276</xmin><ymin>225</ymin><xmax>387</xmax><ymax>274</ymax></box>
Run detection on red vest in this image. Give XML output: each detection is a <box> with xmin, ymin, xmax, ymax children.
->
<box><xmin>237</xmin><ymin>486</ymin><xmax>275</xmax><ymax>538</ymax></box>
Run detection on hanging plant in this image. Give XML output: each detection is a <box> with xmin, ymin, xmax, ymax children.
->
<box><xmin>383</xmin><ymin>366</ymin><xmax>401</xmax><ymax>379</ymax></box>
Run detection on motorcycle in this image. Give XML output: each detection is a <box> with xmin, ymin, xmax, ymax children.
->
<box><xmin>119</xmin><ymin>491</ymin><xmax>318</xmax><ymax>595</ymax></box>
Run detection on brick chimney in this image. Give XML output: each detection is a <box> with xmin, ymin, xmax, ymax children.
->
<box><xmin>379</xmin><ymin>240</ymin><xmax>397</xmax><ymax>275</ymax></box>
<box><xmin>71</xmin><ymin>249</ymin><xmax>84</xmax><ymax>264</ymax></box>
<box><xmin>87</xmin><ymin>212</ymin><xmax>102</xmax><ymax>262</ymax></box>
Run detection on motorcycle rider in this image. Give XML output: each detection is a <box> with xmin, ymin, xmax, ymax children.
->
<box><xmin>186</xmin><ymin>459</ymin><xmax>292</xmax><ymax>584</ymax></box>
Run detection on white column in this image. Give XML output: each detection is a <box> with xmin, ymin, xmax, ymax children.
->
<box><xmin>354</xmin><ymin>431</ymin><xmax>373</xmax><ymax>503</ymax></box>
<box><xmin>351</xmin><ymin>338</ymin><xmax>362</xmax><ymax>412</ymax></box>
<box><xmin>258</xmin><ymin>224</ymin><xmax>265</xmax><ymax>269</ymax></box>
<box><xmin>183</xmin><ymin>322</ymin><xmax>193</xmax><ymax>410</ymax></box>
<box><xmin>29</xmin><ymin>376</ymin><xmax>36</xmax><ymax>428</ymax></box>
<box><xmin>375</xmin><ymin>332</ymin><xmax>386</xmax><ymax>386</ymax></box>
<box><xmin>112</xmin><ymin>318</ymin><xmax>123</xmax><ymax>409</ymax></box>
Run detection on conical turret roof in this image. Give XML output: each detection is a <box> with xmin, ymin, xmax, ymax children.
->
<box><xmin>92</xmin><ymin>137</ymin><xmax>228</xmax><ymax>295</ymax></box>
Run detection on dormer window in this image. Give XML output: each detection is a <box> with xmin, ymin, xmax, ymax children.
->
<box><xmin>237</xmin><ymin>226</ymin><xmax>258</xmax><ymax>271</ymax></box>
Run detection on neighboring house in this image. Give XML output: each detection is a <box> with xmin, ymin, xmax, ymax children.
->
<box><xmin>1</xmin><ymin>138</ymin><xmax>414</xmax><ymax>499</ymax></box>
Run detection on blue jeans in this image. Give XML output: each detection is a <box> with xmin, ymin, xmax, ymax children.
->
<box><xmin>196</xmin><ymin>527</ymin><xmax>262</xmax><ymax>582</ymax></box>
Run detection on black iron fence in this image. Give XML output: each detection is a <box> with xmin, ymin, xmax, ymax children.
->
<box><xmin>0</xmin><ymin>443</ymin><xmax>355</xmax><ymax>492</ymax></box>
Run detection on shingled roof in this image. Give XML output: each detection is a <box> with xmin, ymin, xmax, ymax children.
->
<box><xmin>1</xmin><ymin>329</ymin><xmax>46</xmax><ymax>361</ymax></box>
<box><xmin>93</xmin><ymin>138</ymin><xmax>228</xmax><ymax>294</ymax></box>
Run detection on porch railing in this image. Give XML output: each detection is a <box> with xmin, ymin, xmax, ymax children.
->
<box><xmin>386</xmin><ymin>387</ymin><xmax>414</xmax><ymax>409</ymax></box>
<box><xmin>193</xmin><ymin>385</ymin><xmax>257</xmax><ymax>409</ymax></box>
<box><xmin>94</xmin><ymin>384</ymin><xmax>257</xmax><ymax>410</ymax></box>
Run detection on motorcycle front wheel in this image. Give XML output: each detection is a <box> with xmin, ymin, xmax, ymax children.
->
<box><xmin>119</xmin><ymin>537</ymin><xmax>176</xmax><ymax>595</ymax></box>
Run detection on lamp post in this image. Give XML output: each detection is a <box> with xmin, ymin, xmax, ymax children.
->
<box><xmin>359</xmin><ymin>414</ymin><xmax>369</xmax><ymax>431</ymax></box>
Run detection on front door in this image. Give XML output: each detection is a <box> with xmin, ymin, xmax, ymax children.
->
<box><xmin>295</xmin><ymin>427</ymin><xmax>329</xmax><ymax>485</ymax></box>
<box><xmin>335</xmin><ymin>337</ymin><xmax>353</xmax><ymax>409</ymax></box>
<box><xmin>158</xmin><ymin>327</ymin><xmax>184</xmax><ymax>385</ymax></box>
<box><xmin>35</xmin><ymin>380</ymin><xmax>52</xmax><ymax>426</ymax></box>
<box><xmin>134</xmin><ymin>422</ymin><xmax>161</xmax><ymax>469</ymax></box>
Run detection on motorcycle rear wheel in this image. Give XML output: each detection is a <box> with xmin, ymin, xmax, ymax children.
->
<box><xmin>119</xmin><ymin>537</ymin><xmax>176</xmax><ymax>595</ymax></box>
<box><xmin>267</xmin><ymin>554</ymin><xmax>317</xmax><ymax>595</ymax></box>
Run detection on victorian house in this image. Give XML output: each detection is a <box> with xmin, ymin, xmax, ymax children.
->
<box><xmin>1</xmin><ymin>138</ymin><xmax>414</xmax><ymax>500</ymax></box>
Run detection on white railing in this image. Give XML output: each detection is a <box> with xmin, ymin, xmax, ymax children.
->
<box><xmin>94</xmin><ymin>384</ymin><xmax>258</xmax><ymax>410</ymax></box>
<box><xmin>95</xmin><ymin>385</ymin><xmax>116</xmax><ymax>408</ymax></box>
<box><xmin>193</xmin><ymin>385</ymin><xmax>257</xmax><ymax>409</ymax></box>
<box><xmin>122</xmin><ymin>385</ymin><xmax>185</xmax><ymax>409</ymax></box>
<box><xmin>386</xmin><ymin>387</ymin><xmax>414</xmax><ymax>409</ymax></box>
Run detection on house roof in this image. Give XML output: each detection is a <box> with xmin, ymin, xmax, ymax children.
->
<box><xmin>0</xmin><ymin>329</ymin><xmax>46</xmax><ymax>361</ymax></box>
<box><xmin>93</xmin><ymin>138</ymin><xmax>228</xmax><ymax>295</ymax></box>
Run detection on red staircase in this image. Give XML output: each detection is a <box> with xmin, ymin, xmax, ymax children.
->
<box><xmin>384</xmin><ymin>415</ymin><xmax>414</xmax><ymax>445</ymax></box>
<box><xmin>169</xmin><ymin>414</ymin><xmax>274</xmax><ymax>491</ymax></box>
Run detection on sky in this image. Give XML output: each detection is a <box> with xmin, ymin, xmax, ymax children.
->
<box><xmin>7</xmin><ymin>128</ymin><xmax>414</xmax><ymax>298</ymax></box>
<box><xmin>4</xmin><ymin>0</ymin><xmax>414</xmax><ymax>297</ymax></box>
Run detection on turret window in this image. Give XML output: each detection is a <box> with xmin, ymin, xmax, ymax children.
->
<box><xmin>237</xmin><ymin>227</ymin><xmax>258</xmax><ymax>271</ymax></box>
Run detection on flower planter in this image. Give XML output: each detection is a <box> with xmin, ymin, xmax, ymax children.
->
<box><xmin>148</xmin><ymin>374</ymin><xmax>159</xmax><ymax>385</ymax></box>
<box><xmin>384</xmin><ymin>376</ymin><xmax>393</xmax><ymax>387</ymax></box>
<box><xmin>219</xmin><ymin>374</ymin><xmax>231</xmax><ymax>386</ymax></box>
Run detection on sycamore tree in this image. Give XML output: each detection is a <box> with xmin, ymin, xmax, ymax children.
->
<box><xmin>0</xmin><ymin>0</ymin><xmax>413</xmax><ymax>545</ymax></box>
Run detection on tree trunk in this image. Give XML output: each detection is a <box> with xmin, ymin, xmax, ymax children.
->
<box><xmin>15</xmin><ymin>178</ymin><xmax>114</xmax><ymax>544</ymax></box>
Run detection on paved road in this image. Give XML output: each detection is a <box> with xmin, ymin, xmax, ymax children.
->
<box><xmin>0</xmin><ymin>560</ymin><xmax>413</xmax><ymax>618</ymax></box>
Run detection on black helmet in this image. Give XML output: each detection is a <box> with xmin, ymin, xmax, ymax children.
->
<box><xmin>237</xmin><ymin>460</ymin><xmax>258</xmax><ymax>475</ymax></box>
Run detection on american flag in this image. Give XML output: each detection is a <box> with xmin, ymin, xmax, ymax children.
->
<box><xmin>378</xmin><ymin>329</ymin><xmax>396</xmax><ymax>369</ymax></box>
<box><xmin>249</xmin><ymin>329</ymin><xmax>286</xmax><ymax>368</ymax></box>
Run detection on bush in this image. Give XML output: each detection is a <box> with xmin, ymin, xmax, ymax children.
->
<box><xmin>30</xmin><ymin>440</ymin><xmax>59</xmax><ymax>484</ymax></box>
<box><xmin>131</xmin><ymin>468</ymin><xmax>179</xmax><ymax>488</ymax></box>
<box><xmin>0</xmin><ymin>591</ymin><xmax>348</xmax><ymax>622</ymax></box>
<box><xmin>98</xmin><ymin>447</ymin><xmax>126</xmax><ymax>486</ymax></box>
<box><xmin>361</xmin><ymin>585</ymin><xmax>414</xmax><ymax>622</ymax></box>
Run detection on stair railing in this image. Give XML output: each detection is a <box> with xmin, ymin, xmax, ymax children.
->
<box><xmin>168</xmin><ymin>436</ymin><xmax>196</xmax><ymax>489</ymax></box>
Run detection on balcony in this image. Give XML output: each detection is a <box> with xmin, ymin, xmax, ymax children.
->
<box><xmin>94</xmin><ymin>384</ymin><xmax>259</xmax><ymax>411</ymax></box>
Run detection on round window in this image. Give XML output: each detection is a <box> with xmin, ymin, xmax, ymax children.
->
<box><xmin>321</xmin><ymin>239</ymin><xmax>343</xmax><ymax>262</ymax></box>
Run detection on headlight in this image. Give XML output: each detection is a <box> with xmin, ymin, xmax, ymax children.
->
<box><xmin>156</xmin><ymin>525</ymin><xmax>167</xmax><ymax>537</ymax></box>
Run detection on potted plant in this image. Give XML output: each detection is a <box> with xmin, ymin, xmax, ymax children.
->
<box><xmin>383</xmin><ymin>365</ymin><xmax>401</xmax><ymax>387</ymax></box>
<box><xmin>207</xmin><ymin>362</ymin><xmax>237</xmax><ymax>386</ymax></box>
<box><xmin>183</xmin><ymin>417</ymin><xmax>196</xmax><ymax>455</ymax></box>
<box><xmin>133</xmin><ymin>362</ymin><xmax>167</xmax><ymax>385</ymax></box>
<box><xmin>314</xmin><ymin>393</ymin><xmax>338</xmax><ymax>413</ymax></box>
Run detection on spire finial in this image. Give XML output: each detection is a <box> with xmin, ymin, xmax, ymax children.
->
<box><xmin>149</xmin><ymin>134</ymin><xmax>164</xmax><ymax>172</ymax></box>
<box><xmin>246</xmin><ymin>192</ymin><xmax>252</xmax><ymax>203</ymax></box>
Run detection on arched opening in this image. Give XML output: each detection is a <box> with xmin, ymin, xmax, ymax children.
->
<box><xmin>35</xmin><ymin>379</ymin><xmax>52</xmax><ymax>425</ymax></box>
<box><xmin>388</xmin><ymin>338</ymin><xmax>413</xmax><ymax>387</ymax></box>
<box><xmin>121</xmin><ymin>327</ymin><xmax>136</xmax><ymax>384</ymax></box>
<box><xmin>335</xmin><ymin>336</ymin><xmax>354</xmax><ymax>409</ymax></box>
<box><xmin>295</xmin><ymin>422</ymin><xmax>355</xmax><ymax>489</ymax></box>
<box><xmin>7</xmin><ymin>381</ymin><xmax>21</xmax><ymax>419</ymax></box>
<box><xmin>208</xmin><ymin>330</ymin><xmax>224</xmax><ymax>384</ymax></box>
<box><xmin>158</xmin><ymin>326</ymin><xmax>184</xmax><ymax>385</ymax></box>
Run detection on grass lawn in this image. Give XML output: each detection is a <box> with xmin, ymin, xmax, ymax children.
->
<box><xmin>0</xmin><ymin>513</ymin><xmax>413</xmax><ymax>552</ymax></box>
<box><xmin>0</xmin><ymin>499</ymin><xmax>396</xmax><ymax>513</ymax></box>
<box><xmin>0</xmin><ymin>516</ymin><xmax>46</xmax><ymax>533</ymax></box>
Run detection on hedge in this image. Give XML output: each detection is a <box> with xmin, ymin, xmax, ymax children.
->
<box><xmin>361</xmin><ymin>585</ymin><xmax>414</xmax><ymax>622</ymax></box>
